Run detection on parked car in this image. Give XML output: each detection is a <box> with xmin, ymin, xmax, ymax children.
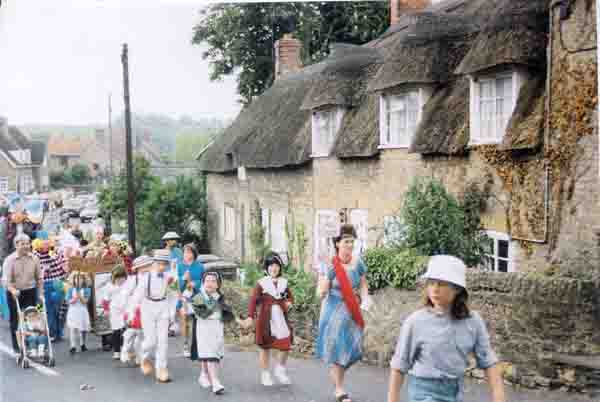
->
<box><xmin>80</xmin><ymin>206</ymin><xmax>100</xmax><ymax>223</ymax></box>
<box><xmin>62</xmin><ymin>199</ymin><xmax>83</xmax><ymax>218</ymax></box>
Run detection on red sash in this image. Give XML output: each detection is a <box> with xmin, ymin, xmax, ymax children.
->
<box><xmin>332</xmin><ymin>256</ymin><xmax>365</xmax><ymax>329</ymax></box>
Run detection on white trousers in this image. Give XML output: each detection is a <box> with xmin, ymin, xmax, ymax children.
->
<box><xmin>120</xmin><ymin>328</ymin><xmax>143</xmax><ymax>363</ymax></box>
<box><xmin>141</xmin><ymin>299</ymin><xmax>170</xmax><ymax>370</ymax></box>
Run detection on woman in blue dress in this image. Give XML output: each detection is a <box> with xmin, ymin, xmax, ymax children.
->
<box><xmin>316</xmin><ymin>224</ymin><xmax>370</xmax><ymax>402</ymax></box>
<box><xmin>175</xmin><ymin>243</ymin><xmax>204</xmax><ymax>357</ymax></box>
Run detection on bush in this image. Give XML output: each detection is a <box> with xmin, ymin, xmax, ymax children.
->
<box><xmin>364</xmin><ymin>247</ymin><xmax>428</xmax><ymax>292</ymax></box>
<box><xmin>239</xmin><ymin>262</ymin><xmax>264</xmax><ymax>288</ymax></box>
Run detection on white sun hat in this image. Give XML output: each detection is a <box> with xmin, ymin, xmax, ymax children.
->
<box><xmin>421</xmin><ymin>255</ymin><xmax>467</xmax><ymax>289</ymax></box>
<box><xmin>161</xmin><ymin>232</ymin><xmax>180</xmax><ymax>241</ymax></box>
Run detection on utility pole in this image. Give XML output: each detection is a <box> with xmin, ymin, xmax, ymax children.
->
<box><xmin>121</xmin><ymin>43</ymin><xmax>136</xmax><ymax>256</ymax></box>
<box><xmin>108</xmin><ymin>93</ymin><xmax>113</xmax><ymax>180</ymax></box>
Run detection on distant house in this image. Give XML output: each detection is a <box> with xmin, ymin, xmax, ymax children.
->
<box><xmin>48</xmin><ymin>129</ymin><xmax>162</xmax><ymax>180</ymax></box>
<box><xmin>197</xmin><ymin>0</ymin><xmax>599</xmax><ymax>276</ymax></box>
<box><xmin>0</xmin><ymin>118</ymin><xmax>49</xmax><ymax>193</ymax></box>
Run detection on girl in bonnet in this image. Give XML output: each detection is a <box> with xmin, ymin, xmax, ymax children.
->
<box><xmin>387</xmin><ymin>255</ymin><xmax>505</xmax><ymax>402</ymax></box>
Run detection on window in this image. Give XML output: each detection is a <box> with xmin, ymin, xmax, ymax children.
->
<box><xmin>313</xmin><ymin>209</ymin><xmax>339</xmax><ymax>270</ymax></box>
<box><xmin>469</xmin><ymin>70</ymin><xmax>524</xmax><ymax>145</ymax></box>
<box><xmin>0</xmin><ymin>177</ymin><xmax>8</xmax><ymax>193</ymax></box>
<box><xmin>224</xmin><ymin>205</ymin><xmax>235</xmax><ymax>242</ymax></box>
<box><xmin>270</xmin><ymin>211</ymin><xmax>287</xmax><ymax>255</ymax></box>
<box><xmin>261</xmin><ymin>208</ymin><xmax>271</xmax><ymax>245</ymax></box>
<box><xmin>20</xmin><ymin>173</ymin><xmax>34</xmax><ymax>193</ymax></box>
<box><xmin>311</xmin><ymin>108</ymin><xmax>344</xmax><ymax>157</ymax></box>
<box><xmin>482</xmin><ymin>231</ymin><xmax>513</xmax><ymax>273</ymax></box>
<box><xmin>383</xmin><ymin>215</ymin><xmax>405</xmax><ymax>247</ymax></box>
<box><xmin>379</xmin><ymin>88</ymin><xmax>431</xmax><ymax>149</ymax></box>
<box><xmin>349</xmin><ymin>209</ymin><xmax>368</xmax><ymax>259</ymax></box>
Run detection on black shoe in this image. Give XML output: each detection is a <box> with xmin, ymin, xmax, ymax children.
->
<box><xmin>102</xmin><ymin>344</ymin><xmax>112</xmax><ymax>352</ymax></box>
<box><xmin>81</xmin><ymin>345</ymin><xmax>88</xmax><ymax>352</ymax></box>
<box><xmin>69</xmin><ymin>347</ymin><xmax>76</xmax><ymax>355</ymax></box>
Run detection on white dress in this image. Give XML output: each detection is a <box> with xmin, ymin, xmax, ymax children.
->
<box><xmin>66</xmin><ymin>288</ymin><xmax>91</xmax><ymax>331</ymax></box>
<box><xmin>195</xmin><ymin>292</ymin><xmax>224</xmax><ymax>361</ymax></box>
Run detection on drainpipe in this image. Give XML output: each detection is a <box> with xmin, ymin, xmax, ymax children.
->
<box><xmin>511</xmin><ymin>4</ymin><xmax>562</xmax><ymax>244</ymax></box>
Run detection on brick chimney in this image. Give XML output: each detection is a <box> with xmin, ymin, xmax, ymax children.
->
<box><xmin>274</xmin><ymin>33</ymin><xmax>302</xmax><ymax>79</ymax></box>
<box><xmin>390</xmin><ymin>0</ymin><xmax>431</xmax><ymax>26</ymax></box>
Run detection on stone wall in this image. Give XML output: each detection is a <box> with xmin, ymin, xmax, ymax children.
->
<box><xmin>468</xmin><ymin>271</ymin><xmax>600</xmax><ymax>391</ymax></box>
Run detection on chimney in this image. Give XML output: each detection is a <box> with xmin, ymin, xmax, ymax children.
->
<box><xmin>390</xmin><ymin>0</ymin><xmax>431</xmax><ymax>26</ymax></box>
<box><xmin>274</xmin><ymin>33</ymin><xmax>302</xmax><ymax>79</ymax></box>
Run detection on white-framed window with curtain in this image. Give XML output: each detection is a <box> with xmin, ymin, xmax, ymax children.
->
<box><xmin>311</xmin><ymin>107</ymin><xmax>345</xmax><ymax>157</ymax></box>
<box><xmin>379</xmin><ymin>87</ymin><xmax>431</xmax><ymax>149</ymax></box>
<box><xmin>20</xmin><ymin>172</ymin><xmax>34</xmax><ymax>193</ymax></box>
<box><xmin>224</xmin><ymin>205</ymin><xmax>235</xmax><ymax>242</ymax></box>
<box><xmin>313</xmin><ymin>209</ymin><xmax>339</xmax><ymax>271</ymax></box>
<box><xmin>469</xmin><ymin>70</ymin><xmax>524</xmax><ymax>145</ymax></box>
<box><xmin>481</xmin><ymin>230</ymin><xmax>514</xmax><ymax>273</ymax></box>
<box><xmin>0</xmin><ymin>177</ymin><xmax>8</xmax><ymax>193</ymax></box>
<box><xmin>349</xmin><ymin>209</ymin><xmax>368</xmax><ymax>259</ymax></box>
<box><xmin>261</xmin><ymin>208</ymin><xmax>271</xmax><ymax>245</ymax></box>
<box><xmin>270</xmin><ymin>211</ymin><xmax>287</xmax><ymax>255</ymax></box>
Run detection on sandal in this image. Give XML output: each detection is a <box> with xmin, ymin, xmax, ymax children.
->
<box><xmin>335</xmin><ymin>393</ymin><xmax>352</xmax><ymax>402</ymax></box>
<box><xmin>213</xmin><ymin>385</ymin><xmax>225</xmax><ymax>395</ymax></box>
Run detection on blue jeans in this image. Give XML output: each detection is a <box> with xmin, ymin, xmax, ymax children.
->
<box><xmin>407</xmin><ymin>375</ymin><xmax>459</xmax><ymax>402</ymax></box>
<box><xmin>26</xmin><ymin>335</ymin><xmax>48</xmax><ymax>349</ymax></box>
<box><xmin>44</xmin><ymin>282</ymin><xmax>63</xmax><ymax>339</ymax></box>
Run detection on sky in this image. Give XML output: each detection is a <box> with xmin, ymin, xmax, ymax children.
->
<box><xmin>0</xmin><ymin>0</ymin><xmax>242</xmax><ymax>125</ymax></box>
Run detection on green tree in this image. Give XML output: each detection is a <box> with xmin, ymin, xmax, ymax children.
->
<box><xmin>138</xmin><ymin>175</ymin><xmax>208</xmax><ymax>250</ymax></box>
<box><xmin>98</xmin><ymin>155</ymin><xmax>159</xmax><ymax>221</ymax></box>
<box><xmin>192</xmin><ymin>2</ymin><xmax>389</xmax><ymax>105</ymax></box>
<box><xmin>66</xmin><ymin>164</ymin><xmax>91</xmax><ymax>185</ymax></box>
<box><xmin>400</xmin><ymin>178</ymin><xmax>488</xmax><ymax>267</ymax></box>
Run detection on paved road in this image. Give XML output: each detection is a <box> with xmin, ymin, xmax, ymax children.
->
<box><xmin>0</xmin><ymin>321</ymin><xmax>594</xmax><ymax>402</ymax></box>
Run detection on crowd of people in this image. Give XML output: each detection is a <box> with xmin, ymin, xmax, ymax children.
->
<box><xmin>0</xmin><ymin>222</ymin><xmax>506</xmax><ymax>402</ymax></box>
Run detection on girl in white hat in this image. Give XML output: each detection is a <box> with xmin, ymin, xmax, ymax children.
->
<box><xmin>387</xmin><ymin>255</ymin><xmax>505</xmax><ymax>402</ymax></box>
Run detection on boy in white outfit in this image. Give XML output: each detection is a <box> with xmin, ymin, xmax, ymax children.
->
<box><xmin>135</xmin><ymin>249</ymin><xmax>176</xmax><ymax>383</ymax></box>
<box><xmin>102</xmin><ymin>264</ymin><xmax>128</xmax><ymax>360</ymax></box>
<box><xmin>120</xmin><ymin>255</ymin><xmax>152</xmax><ymax>366</ymax></box>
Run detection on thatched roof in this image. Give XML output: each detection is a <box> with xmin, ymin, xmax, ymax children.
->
<box><xmin>301</xmin><ymin>44</ymin><xmax>381</xmax><ymax>110</ymax></box>
<box><xmin>199</xmin><ymin>71</ymin><xmax>314</xmax><ymax>173</ymax></box>
<box><xmin>499</xmin><ymin>75</ymin><xmax>546</xmax><ymax>151</ymax></box>
<box><xmin>455</xmin><ymin>0</ymin><xmax>550</xmax><ymax>75</ymax></box>
<box><xmin>410</xmin><ymin>78</ymin><xmax>470</xmax><ymax>155</ymax></box>
<box><xmin>199</xmin><ymin>0</ymin><xmax>551</xmax><ymax>170</ymax></box>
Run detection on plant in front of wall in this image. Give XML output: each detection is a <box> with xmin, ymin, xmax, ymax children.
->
<box><xmin>285</xmin><ymin>212</ymin><xmax>308</xmax><ymax>271</ymax></box>
<box><xmin>248</xmin><ymin>199</ymin><xmax>270</xmax><ymax>265</ymax></box>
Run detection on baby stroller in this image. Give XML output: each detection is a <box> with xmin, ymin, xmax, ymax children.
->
<box><xmin>14</xmin><ymin>295</ymin><xmax>56</xmax><ymax>368</ymax></box>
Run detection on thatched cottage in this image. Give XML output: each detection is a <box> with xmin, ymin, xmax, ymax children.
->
<box><xmin>198</xmin><ymin>0</ymin><xmax>599</xmax><ymax>278</ymax></box>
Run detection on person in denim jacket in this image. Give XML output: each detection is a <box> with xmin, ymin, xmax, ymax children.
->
<box><xmin>387</xmin><ymin>255</ymin><xmax>505</xmax><ymax>402</ymax></box>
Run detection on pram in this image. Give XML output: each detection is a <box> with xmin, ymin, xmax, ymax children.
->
<box><xmin>14</xmin><ymin>294</ymin><xmax>56</xmax><ymax>368</ymax></box>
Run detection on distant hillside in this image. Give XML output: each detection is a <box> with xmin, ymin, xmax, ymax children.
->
<box><xmin>19</xmin><ymin>113</ymin><xmax>231</xmax><ymax>159</ymax></box>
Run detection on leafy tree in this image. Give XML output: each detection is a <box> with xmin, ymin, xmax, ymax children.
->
<box><xmin>98</xmin><ymin>155</ymin><xmax>159</xmax><ymax>222</ymax></box>
<box><xmin>400</xmin><ymin>178</ymin><xmax>488</xmax><ymax>267</ymax></box>
<box><xmin>138</xmin><ymin>175</ymin><xmax>208</xmax><ymax>250</ymax></box>
<box><xmin>66</xmin><ymin>164</ymin><xmax>91</xmax><ymax>185</ymax></box>
<box><xmin>192</xmin><ymin>2</ymin><xmax>389</xmax><ymax>104</ymax></box>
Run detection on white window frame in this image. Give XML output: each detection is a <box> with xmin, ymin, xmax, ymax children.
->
<box><xmin>20</xmin><ymin>172</ymin><xmax>34</xmax><ymax>193</ymax></box>
<box><xmin>349</xmin><ymin>209</ymin><xmax>368</xmax><ymax>259</ymax></box>
<box><xmin>313</xmin><ymin>209</ymin><xmax>339</xmax><ymax>271</ymax></box>
<box><xmin>0</xmin><ymin>177</ymin><xmax>8</xmax><ymax>193</ymax></box>
<box><xmin>469</xmin><ymin>69</ymin><xmax>525</xmax><ymax>145</ymax></box>
<box><xmin>482</xmin><ymin>230</ymin><xmax>514</xmax><ymax>273</ymax></box>
<box><xmin>270</xmin><ymin>211</ymin><xmax>288</xmax><ymax>255</ymax></box>
<box><xmin>379</xmin><ymin>87</ymin><xmax>431</xmax><ymax>149</ymax></box>
<box><xmin>311</xmin><ymin>107</ymin><xmax>345</xmax><ymax>158</ymax></box>
<box><xmin>223</xmin><ymin>205</ymin><xmax>235</xmax><ymax>242</ymax></box>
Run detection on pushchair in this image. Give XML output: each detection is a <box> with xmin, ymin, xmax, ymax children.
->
<box><xmin>14</xmin><ymin>294</ymin><xmax>56</xmax><ymax>368</ymax></box>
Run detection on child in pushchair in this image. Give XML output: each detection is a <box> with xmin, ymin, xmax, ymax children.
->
<box><xmin>16</xmin><ymin>303</ymin><xmax>55</xmax><ymax>367</ymax></box>
<box><xmin>22</xmin><ymin>307</ymin><xmax>49</xmax><ymax>358</ymax></box>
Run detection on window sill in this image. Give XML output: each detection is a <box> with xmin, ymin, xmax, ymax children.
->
<box><xmin>310</xmin><ymin>154</ymin><xmax>331</xmax><ymax>159</ymax></box>
<box><xmin>377</xmin><ymin>144</ymin><xmax>410</xmax><ymax>150</ymax></box>
<box><xmin>468</xmin><ymin>141</ymin><xmax>502</xmax><ymax>147</ymax></box>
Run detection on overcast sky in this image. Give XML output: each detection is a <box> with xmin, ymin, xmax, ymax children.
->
<box><xmin>0</xmin><ymin>0</ymin><xmax>242</xmax><ymax>125</ymax></box>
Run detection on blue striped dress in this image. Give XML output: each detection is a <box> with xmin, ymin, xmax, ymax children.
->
<box><xmin>316</xmin><ymin>259</ymin><xmax>367</xmax><ymax>369</ymax></box>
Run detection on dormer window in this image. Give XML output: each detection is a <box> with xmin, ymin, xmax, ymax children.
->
<box><xmin>379</xmin><ymin>88</ymin><xmax>431</xmax><ymax>149</ymax></box>
<box><xmin>311</xmin><ymin>107</ymin><xmax>344</xmax><ymax>158</ymax></box>
<box><xmin>469</xmin><ymin>69</ymin><xmax>525</xmax><ymax>145</ymax></box>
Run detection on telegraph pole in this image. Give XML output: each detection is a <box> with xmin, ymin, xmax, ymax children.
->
<box><xmin>108</xmin><ymin>93</ymin><xmax>113</xmax><ymax>180</ymax></box>
<box><xmin>121</xmin><ymin>43</ymin><xmax>136</xmax><ymax>255</ymax></box>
